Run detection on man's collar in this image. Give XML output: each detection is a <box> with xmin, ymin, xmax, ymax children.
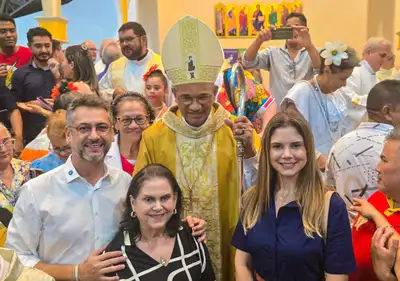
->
<box><xmin>280</xmin><ymin>45</ymin><xmax>306</xmax><ymax>53</ymax></box>
<box><xmin>63</xmin><ymin>156</ymin><xmax>112</xmax><ymax>184</ymax></box>
<box><xmin>360</xmin><ymin>60</ymin><xmax>376</xmax><ymax>75</ymax></box>
<box><xmin>30</xmin><ymin>60</ymin><xmax>50</xmax><ymax>71</ymax></box>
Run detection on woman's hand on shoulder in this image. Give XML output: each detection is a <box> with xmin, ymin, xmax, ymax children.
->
<box><xmin>350</xmin><ymin>198</ymin><xmax>380</xmax><ymax>220</ymax></box>
<box><xmin>184</xmin><ymin>216</ymin><xmax>207</xmax><ymax>243</ymax></box>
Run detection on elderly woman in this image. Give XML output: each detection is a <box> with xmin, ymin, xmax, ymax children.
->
<box><xmin>106</xmin><ymin>92</ymin><xmax>155</xmax><ymax>174</ymax></box>
<box><xmin>31</xmin><ymin>110</ymin><xmax>70</xmax><ymax>172</ymax></box>
<box><xmin>0</xmin><ymin>123</ymin><xmax>40</xmax><ymax>246</ymax></box>
<box><xmin>233</xmin><ymin>110</ymin><xmax>356</xmax><ymax>281</ymax></box>
<box><xmin>105</xmin><ymin>164</ymin><xmax>215</xmax><ymax>280</ymax></box>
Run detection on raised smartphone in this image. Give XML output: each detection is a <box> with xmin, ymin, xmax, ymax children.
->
<box><xmin>271</xmin><ymin>27</ymin><xmax>294</xmax><ymax>40</ymax></box>
<box><xmin>37</xmin><ymin>96</ymin><xmax>53</xmax><ymax>111</ymax></box>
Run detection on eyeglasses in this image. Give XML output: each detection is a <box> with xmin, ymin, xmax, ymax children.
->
<box><xmin>48</xmin><ymin>143</ymin><xmax>72</xmax><ymax>155</ymax></box>
<box><xmin>69</xmin><ymin>123</ymin><xmax>111</xmax><ymax>135</ymax></box>
<box><xmin>0</xmin><ymin>139</ymin><xmax>14</xmax><ymax>150</ymax></box>
<box><xmin>119</xmin><ymin>36</ymin><xmax>141</xmax><ymax>45</ymax></box>
<box><xmin>117</xmin><ymin>115</ymin><xmax>148</xmax><ymax>126</ymax></box>
<box><xmin>178</xmin><ymin>94</ymin><xmax>212</xmax><ymax>106</ymax></box>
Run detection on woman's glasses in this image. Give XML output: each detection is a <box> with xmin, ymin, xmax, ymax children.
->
<box><xmin>0</xmin><ymin>139</ymin><xmax>14</xmax><ymax>151</ymax></box>
<box><xmin>117</xmin><ymin>115</ymin><xmax>148</xmax><ymax>127</ymax></box>
<box><xmin>48</xmin><ymin>144</ymin><xmax>72</xmax><ymax>155</ymax></box>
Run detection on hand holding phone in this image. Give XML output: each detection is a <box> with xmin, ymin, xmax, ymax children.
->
<box><xmin>37</xmin><ymin>96</ymin><xmax>53</xmax><ymax>111</ymax></box>
<box><xmin>271</xmin><ymin>27</ymin><xmax>294</xmax><ymax>40</ymax></box>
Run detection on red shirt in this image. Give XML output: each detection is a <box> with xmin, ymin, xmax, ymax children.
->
<box><xmin>0</xmin><ymin>46</ymin><xmax>32</xmax><ymax>68</ymax></box>
<box><xmin>120</xmin><ymin>154</ymin><xmax>135</xmax><ymax>175</ymax></box>
<box><xmin>350</xmin><ymin>191</ymin><xmax>400</xmax><ymax>281</ymax></box>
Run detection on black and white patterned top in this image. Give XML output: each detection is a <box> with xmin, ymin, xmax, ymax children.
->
<box><xmin>105</xmin><ymin>223</ymin><xmax>215</xmax><ymax>281</ymax></box>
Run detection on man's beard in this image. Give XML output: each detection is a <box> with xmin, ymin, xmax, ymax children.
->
<box><xmin>123</xmin><ymin>45</ymin><xmax>143</xmax><ymax>60</ymax></box>
<box><xmin>77</xmin><ymin>139</ymin><xmax>111</xmax><ymax>163</ymax></box>
<box><xmin>34</xmin><ymin>53</ymin><xmax>51</xmax><ymax>63</ymax></box>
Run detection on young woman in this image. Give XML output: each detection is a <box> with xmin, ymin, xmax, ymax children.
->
<box><xmin>31</xmin><ymin>110</ymin><xmax>71</xmax><ymax>172</ymax></box>
<box><xmin>106</xmin><ymin>92</ymin><xmax>155</xmax><ymax>174</ymax></box>
<box><xmin>232</xmin><ymin>110</ymin><xmax>356</xmax><ymax>281</ymax></box>
<box><xmin>50</xmin><ymin>44</ymin><xmax>99</xmax><ymax>95</ymax></box>
<box><xmin>282</xmin><ymin>41</ymin><xmax>360</xmax><ymax>157</ymax></box>
<box><xmin>143</xmin><ymin>66</ymin><xmax>169</xmax><ymax>120</ymax></box>
<box><xmin>105</xmin><ymin>164</ymin><xmax>215</xmax><ymax>280</ymax></box>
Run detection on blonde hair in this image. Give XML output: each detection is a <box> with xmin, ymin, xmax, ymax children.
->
<box><xmin>47</xmin><ymin>110</ymin><xmax>67</xmax><ymax>140</ymax></box>
<box><xmin>241</xmin><ymin>110</ymin><xmax>325</xmax><ymax>238</ymax></box>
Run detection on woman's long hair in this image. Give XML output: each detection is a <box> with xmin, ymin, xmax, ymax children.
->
<box><xmin>241</xmin><ymin>110</ymin><xmax>325</xmax><ymax>238</ymax></box>
<box><xmin>64</xmin><ymin>45</ymin><xmax>99</xmax><ymax>93</ymax></box>
<box><xmin>119</xmin><ymin>164</ymin><xmax>183</xmax><ymax>240</ymax></box>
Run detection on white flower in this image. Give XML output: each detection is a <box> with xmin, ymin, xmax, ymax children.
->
<box><xmin>320</xmin><ymin>41</ymin><xmax>348</xmax><ymax>66</ymax></box>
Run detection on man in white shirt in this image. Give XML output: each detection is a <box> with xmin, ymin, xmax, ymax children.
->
<box><xmin>94</xmin><ymin>38</ymin><xmax>115</xmax><ymax>75</ymax></box>
<box><xmin>6</xmin><ymin>95</ymin><xmax>205</xmax><ymax>280</ymax></box>
<box><xmin>99</xmin><ymin>22</ymin><xmax>174</xmax><ymax>105</ymax></box>
<box><xmin>242</xmin><ymin>12</ymin><xmax>321</xmax><ymax>106</ymax></box>
<box><xmin>326</xmin><ymin>80</ymin><xmax>400</xmax><ymax>221</ymax></box>
<box><xmin>336</xmin><ymin>37</ymin><xmax>392</xmax><ymax>126</ymax></box>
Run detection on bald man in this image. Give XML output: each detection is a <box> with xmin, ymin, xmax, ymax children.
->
<box><xmin>94</xmin><ymin>38</ymin><xmax>116</xmax><ymax>74</ymax></box>
<box><xmin>83</xmin><ymin>40</ymin><xmax>97</xmax><ymax>62</ymax></box>
<box><xmin>326</xmin><ymin>80</ymin><xmax>400</xmax><ymax>221</ymax></box>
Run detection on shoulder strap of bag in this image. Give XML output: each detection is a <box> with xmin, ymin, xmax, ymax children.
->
<box><xmin>323</xmin><ymin>190</ymin><xmax>335</xmax><ymax>243</ymax></box>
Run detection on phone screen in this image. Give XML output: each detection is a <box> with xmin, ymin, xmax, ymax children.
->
<box><xmin>271</xmin><ymin>28</ymin><xmax>294</xmax><ymax>40</ymax></box>
<box><xmin>37</xmin><ymin>97</ymin><xmax>53</xmax><ymax>111</ymax></box>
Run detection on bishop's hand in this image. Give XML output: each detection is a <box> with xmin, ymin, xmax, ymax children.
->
<box><xmin>224</xmin><ymin>117</ymin><xmax>256</xmax><ymax>159</ymax></box>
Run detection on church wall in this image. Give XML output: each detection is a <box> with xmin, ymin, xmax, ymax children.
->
<box><xmin>157</xmin><ymin>0</ymin><xmax>369</xmax><ymax>89</ymax></box>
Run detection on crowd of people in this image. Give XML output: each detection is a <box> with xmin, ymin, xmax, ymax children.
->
<box><xmin>0</xmin><ymin>9</ymin><xmax>399</xmax><ymax>281</ymax></box>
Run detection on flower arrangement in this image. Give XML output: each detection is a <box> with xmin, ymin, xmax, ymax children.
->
<box><xmin>320</xmin><ymin>41</ymin><xmax>348</xmax><ymax>66</ymax></box>
<box><xmin>51</xmin><ymin>82</ymin><xmax>79</xmax><ymax>100</ymax></box>
<box><xmin>142</xmin><ymin>64</ymin><xmax>159</xmax><ymax>81</ymax></box>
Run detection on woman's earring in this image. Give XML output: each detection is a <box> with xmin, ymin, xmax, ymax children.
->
<box><xmin>172</xmin><ymin>208</ymin><xmax>177</xmax><ymax>215</ymax></box>
<box><xmin>131</xmin><ymin>211</ymin><xmax>136</xmax><ymax>218</ymax></box>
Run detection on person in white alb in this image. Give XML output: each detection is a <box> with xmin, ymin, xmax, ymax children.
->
<box><xmin>99</xmin><ymin>22</ymin><xmax>174</xmax><ymax>105</ymax></box>
<box><xmin>5</xmin><ymin>95</ymin><xmax>206</xmax><ymax>281</ymax></box>
<box><xmin>326</xmin><ymin>80</ymin><xmax>400</xmax><ymax>222</ymax></box>
<box><xmin>335</xmin><ymin>37</ymin><xmax>392</xmax><ymax>127</ymax></box>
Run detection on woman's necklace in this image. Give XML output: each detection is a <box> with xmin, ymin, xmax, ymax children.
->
<box><xmin>311</xmin><ymin>75</ymin><xmax>339</xmax><ymax>133</ymax></box>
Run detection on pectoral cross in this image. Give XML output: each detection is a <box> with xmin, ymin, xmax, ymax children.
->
<box><xmin>184</xmin><ymin>189</ymin><xmax>200</xmax><ymax>212</ymax></box>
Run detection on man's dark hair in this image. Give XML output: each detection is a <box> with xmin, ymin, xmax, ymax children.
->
<box><xmin>118</xmin><ymin>22</ymin><xmax>146</xmax><ymax>36</ymax></box>
<box><xmin>0</xmin><ymin>14</ymin><xmax>15</xmax><ymax>26</ymax></box>
<box><xmin>52</xmin><ymin>39</ymin><xmax>61</xmax><ymax>53</ymax></box>
<box><xmin>27</xmin><ymin>27</ymin><xmax>52</xmax><ymax>43</ymax></box>
<box><xmin>286</xmin><ymin>12</ymin><xmax>307</xmax><ymax>27</ymax></box>
<box><xmin>66</xmin><ymin>95</ymin><xmax>111</xmax><ymax>127</ymax></box>
<box><xmin>367</xmin><ymin>80</ymin><xmax>400</xmax><ymax>114</ymax></box>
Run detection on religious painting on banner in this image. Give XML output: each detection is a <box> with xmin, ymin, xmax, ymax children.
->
<box><xmin>238</xmin><ymin>5</ymin><xmax>249</xmax><ymax>36</ymax></box>
<box><xmin>223</xmin><ymin>49</ymin><xmax>240</xmax><ymax>67</ymax></box>
<box><xmin>250</xmin><ymin>3</ymin><xmax>265</xmax><ymax>36</ymax></box>
<box><xmin>215</xmin><ymin>1</ymin><xmax>303</xmax><ymax>38</ymax></box>
<box><xmin>226</xmin><ymin>4</ymin><xmax>238</xmax><ymax>36</ymax></box>
<box><xmin>215</xmin><ymin>3</ymin><xmax>226</xmax><ymax>36</ymax></box>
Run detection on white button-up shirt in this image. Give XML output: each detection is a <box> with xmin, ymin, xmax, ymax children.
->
<box><xmin>242</xmin><ymin>46</ymin><xmax>317</xmax><ymax>106</ymax></box>
<box><xmin>5</xmin><ymin>157</ymin><xmax>132</xmax><ymax>267</ymax></box>
<box><xmin>326</xmin><ymin>122</ymin><xmax>392</xmax><ymax>220</ymax></box>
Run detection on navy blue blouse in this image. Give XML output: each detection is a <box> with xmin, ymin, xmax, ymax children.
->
<box><xmin>232</xmin><ymin>192</ymin><xmax>356</xmax><ymax>281</ymax></box>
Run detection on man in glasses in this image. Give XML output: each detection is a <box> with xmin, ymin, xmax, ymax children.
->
<box><xmin>6</xmin><ymin>95</ymin><xmax>207</xmax><ymax>281</ymax></box>
<box><xmin>99</xmin><ymin>22</ymin><xmax>174</xmax><ymax>105</ymax></box>
<box><xmin>335</xmin><ymin>37</ymin><xmax>393</xmax><ymax>129</ymax></box>
<box><xmin>134</xmin><ymin>16</ymin><xmax>260</xmax><ymax>281</ymax></box>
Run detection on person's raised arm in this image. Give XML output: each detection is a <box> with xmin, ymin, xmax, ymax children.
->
<box><xmin>243</xmin><ymin>27</ymin><xmax>274</xmax><ymax>69</ymax></box>
<box><xmin>294</xmin><ymin>26</ymin><xmax>321</xmax><ymax>70</ymax></box>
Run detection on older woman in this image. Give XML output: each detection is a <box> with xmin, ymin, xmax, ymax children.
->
<box><xmin>106</xmin><ymin>92</ymin><xmax>155</xmax><ymax>174</ymax></box>
<box><xmin>233</xmin><ymin>110</ymin><xmax>356</xmax><ymax>281</ymax></box>
<box><xmin>105</xmin><ymin>164</ymin><xmax>215</xmax><ymax>280</ymax></box>
<box><xmin>0</xmin><ymin>123</ymin><xmax>40</xmax><ymax>246</ymax></box>
<box><xmin>31</xmin><ymin>110</ymin><xmax>70</xmax><ymax>172</ymax></box>
<box><xmin>283</xmin><ymin>41</ymin><xmax>360</xmax><ymax>157</ymax></box>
